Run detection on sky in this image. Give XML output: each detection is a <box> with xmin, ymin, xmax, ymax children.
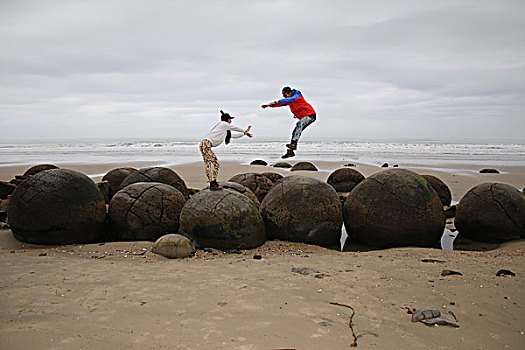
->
<box><xmin>1</xmin><ymin>0</ymin><xmax>524</xmax><ymax>142</ymax></box>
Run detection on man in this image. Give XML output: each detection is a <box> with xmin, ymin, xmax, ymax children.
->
<box><xmin>261</xmin><ymin>86</ymin><xmax>316</xmax><ymax>158</ymax></box>
<box><xmin>200</xmin><ymin>110</ymin><xmax>252</xmax><ymax>190</ymax></box>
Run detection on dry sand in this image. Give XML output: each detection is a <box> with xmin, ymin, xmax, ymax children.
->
<box><xmin>1</xmin><ymin>160</ymin><xmax>524</xmax><ymax>349</ymax></box>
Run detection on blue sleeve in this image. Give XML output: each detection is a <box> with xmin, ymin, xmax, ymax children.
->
<box><xmin>276</xmin><ymin>90</ymin><xmax>302</xmax><ymax>104</ymax></box>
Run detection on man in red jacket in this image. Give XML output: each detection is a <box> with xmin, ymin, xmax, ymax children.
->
<box><xmin>262</xmin><ymin>86</ymin><xmax>316</xmax><ymax>158</ymax></box>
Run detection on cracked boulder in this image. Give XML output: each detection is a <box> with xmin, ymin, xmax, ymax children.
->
<box><xmin>202</xmin><ymin>181</ymin><xmax>260</xmax><ymax>207</ymax></box>
<box><xmin>179</xmin><ymin>189</ymin><xmax>266</xmax><ymax>250</ymax></box>
<box><xmin>108</xmin><ymin>182</ymin><xmax>186</xmax><ymax>241</ymax></box>
<box><xmin>101</xmin><ymin>167</ymin><xmax>137</xmax><ymax>204</ymax></box>
<box><xmin>228</xmin><ymin>173</ymin><xmax>274</xmax><ymax>202</ymax></box>
<box><xmin>326</xmin><ymin>168</ymin><xmax>365</xmax><ymax>193</ymax></box>
<box><xmin>262</xmin><ymin>172</ymin><xmax>284</xmax><ymax>184</ymax></box>
<box><xmin>421</xmin><ymin>174</ymin><xmax>452</xmax><ymax>207</ymax></box>
<box><xmin>119</xmin><ymin>167</ymin><xmax>189</xmax><ymax>199</ymax></box>
<box><xmin>343</xmin><ymin>169</ymin><xmax>445</xmax><ymax>248</ymax></box>
<box><xmin>455</xmin><ymin>183</ymin><xmax>525</xmax><ymax>242</ymax></box>
<box><xmin>259</xmin><ymin>175</ymin><xmax>342</xmax><ymax>247</ymax></box>
<box><xmin>7</xmin><ymin>169</ymin><xmax>106</xmax><ymax>245</ymax></box>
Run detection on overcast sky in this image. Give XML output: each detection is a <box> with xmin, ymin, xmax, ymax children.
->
<box><xmin>1</xmin><ymin>0</ymin><xmax>524</xmax><ymax>141</ymax></box>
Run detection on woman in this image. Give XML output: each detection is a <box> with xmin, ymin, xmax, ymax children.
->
<box><xmin>200</xmin><ymin>110</ymin><xmax>252</xmax><ymax>190</ymax></box>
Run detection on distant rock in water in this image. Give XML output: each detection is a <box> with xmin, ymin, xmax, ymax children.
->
<box><xmin>290</xmin><ymin>162</ymin><xmax>318</xmax><ymax>172</ymax></box>
<box><xmin>179</xmin><ymin>189</ymin><xmax>266</xmax><ymax>250</ymax></box>
<box><xmin>8</xmin><ymin>169</ymin><xmax>106</xmax><ymax>245</ymax></box>
<box><xmin>260</xmin><ymin>175</ymin><xmax>342</xmax><ymax>247</ymax></box>
<box><xmin>479</xmin><ymin>168</ymin><xmax>500</xmax><ymax>174</ymax></box>
<box><xmin>381</xmin><ymin>163</ymin><xmax>389</xmax><ymax>168</ymax></box>
<box><xmin>23</xmin><ymin>164</ymin><xmax>59</xmax><ymax>176</ymax></box>
<box><xmin>273</xmin><ymin>162</ymin><xmax>292</xmax><ymax>168</ymax></box>
<box><xmin>343</xmin><ymin>163</ymin><xmax>356</xmax><ymax>167</ymax></box>
<box><xmin>455</xmin><ymin>183</ymin><xmax>525</xmax><ymax>242</ymax></box>
<box><xmin>119</xmin><ymin>167</ymin><xmax>189</xmax><ymax>199</ymax></box>
<box><xmin>250</xmin><ymin>160</ymin><xmax>268</xmax><ymax>166</ymax></box>
<box><xmin>326</xmin><ymin>168</ymin><xmax>365</xmax><ymax>193</ymax></box>
<box><xmin>421</xmin><ymin>174</ymin><xmax>452</xmax><ymax>207</ymax></box>
<box><xmin>343</xmin><ymin>169</ymin><xmax>445</xmax><ymax>248</ymax></box>
<box><xmin>229</xmin><ymin>173</ymin><xmax>274</xmax><ymax>202</ymax></box>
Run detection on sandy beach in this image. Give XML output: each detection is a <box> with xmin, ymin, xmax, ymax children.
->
<box><xmin>1</xmin><ymin>160</ymin><xmax>524</xmax><ymax>349</ymax></box>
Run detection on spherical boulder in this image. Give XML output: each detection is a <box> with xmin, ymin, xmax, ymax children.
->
<box><xmin>228</xmin><ymin>173</ymin><xmax>274</xmax><ymax>202</ymax></box>
<box><xmin>119</xmin><ymin>167</ymin><xmax>189</xmax><ymax>199</ymax></box>
<box><xmin>179</xmin><ymin>189</ymin><xmax>266</xmax><ymax>250</ymax></box>
<box><xmin>420</xmin><ymin>175</ymin><xmax>452</xmax><ymax>207</ymax></box>
<box><xmin>291</xmin><ymin>162</ymin><xmax>318</xmax><ymax>171</ymax></box>
<box><xmin>262</xmin><ymin>172</ymin><xmax>284</xmax><ymax>184</ymax></box>
<box><xmin>343</xmin><ymin>169</ymin><xmax>445</xmax><ymax>248</ymax></box>
<box><xmin>250</xmin><ymin>160</ymin><xmax>268</xmax><ymax>166</ymax></box>
<box><xmin>7</xmin><ymin>169</ymin><xmax>106</xmax><ymax>244</ymax></box>
<box><xmin>101</xmin><ymin>167</ymin><xmax>137</xmax><ymax>203</ymax></box>
<box><xmin>23</xmin><ymin>164</ymin><xmax>59</xmax><ymax>176</ymax></box>
<box><xmin>326</xmin><ymin>168</ymin><xmax>365</xmax><ymax>193</ymax></box>
<box><xmin>202</xmin><ymin>181</ymin><xmax>260</xmax><ymax>207</ymax></box>
<box><xmin>108</xmin><ymin>182</ymin><xmax>186</xmax><ymax>241</ymax></box>
<box><xmin>455</xmin><ymin>183</ymin><xmax>525</xmax><ymax>242</ymax></box>
<box><xmin>259</xmin><ymin>176</ymin><xmax>342</xmax><ymax>247</ymax></box>
<box><xmin>152</xmin><ymin>234</ymin><xmax>196</xmax><ymax>258</ymax></box>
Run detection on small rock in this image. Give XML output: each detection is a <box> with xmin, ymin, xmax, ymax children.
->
<box><xmin>344</xmin><ymin>163</ymin><xmax>356</xmax><ymax>167</ymax></box>
<box><xmin>496</xmin><ymin>269</ymin><xmax>516</xmax><ymax>277</ymax></box>
<box><xmin>151</xmin><ymin>234</ymin><xmax>196</xmax><ymax>259</ymax></box>
<box><xmin>290</xmin><ymin>162</ymin><xmax>318</xmax><ymax>172</ymax></box>
<box><xmin>273</xmin><ymin>162</ymin><xmax>292</xmax><ymax>168</ymax></box>
<box><xmin>441</xmin><ymin>269</ymin><xmax>463</xmax><ymax>276</ymax></box>
<box><xmin>381</xmin><ymin>163</ymin><xmax>389</xmax><ymax>167</ymax></box>
<box><xmin>253</xmin><ymin>254</ymin><xmax>262</xmax><ymax>260</ymax></box>
<box><xmin>421</xmin><ymin>258</ymin><xmax>446</xmax><ymax>263</ymax></box>
<box><xmin>38</xmin><ymin>252</ymin><xmax>47</xmax><ymax>256</ymax></box>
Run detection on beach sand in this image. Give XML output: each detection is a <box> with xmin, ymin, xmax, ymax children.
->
<box><xmin>1</xmin><ymin>160</ymin><xmax>524</xmax><ymax>349</ymax></box>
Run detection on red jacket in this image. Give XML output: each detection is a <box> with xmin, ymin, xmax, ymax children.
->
<box><xmin>270</xmin><ymin>89</ymin><xmax>315</xmax><ymax>119</ymax></box>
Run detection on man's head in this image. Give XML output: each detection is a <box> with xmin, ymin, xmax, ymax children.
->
<box><xmin>220</xmin><ymin>110</ymin><xmax>234</xmax><ymax>123</ymax></box>
<box><xmin>282</xmin><ymin>86</ymin><xmax>293</xmax><ymax>98</ymax></box>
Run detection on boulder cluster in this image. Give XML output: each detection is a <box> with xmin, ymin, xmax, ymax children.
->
<box><xmin>3</xmin><ymin>162</ymin><xmax>524</xmax><ymax>256</ymax></box>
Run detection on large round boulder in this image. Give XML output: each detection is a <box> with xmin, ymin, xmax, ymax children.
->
<box><xmin>259</xmin><ymin>176</ymin><xmax>342</xmax><ymax>247</ymax></box>
<box><xmin>152</xmin><ymin>234</ymin><xmax>196</xmax><ymax>259</ymax></box>
<box><xmin>7</xmin><ymin>169</ymin><xmax>106</xmax><ymax>244</ymax></box>
<box><xmin>421</xmin><ymin>175</ymin><xmax>452</xmax><ymax>207</ymax></box>
<box><xmin>326</xmin><ymin>168</ymin><xmax>365</xmax><ymax>193</ymax></box>
<box><xmin>228</xmin><ymin>173</ymin><xmax>274</xmax><ymax>202</ymax></box>
<box><xmin>179</xmin><ymin>189</ymin><xmax>266</xmax><ymax>250</ymax></box>
<box><xmin>455</xmin><ymin>183</ymin><xmax>525</xmax><ymax>242</ymax></box>
<box><xmin>202</xmin><ymin>181</ymin><xmax>260</xmax><ymax>207</ymax></box>
<box><xmin>343</xmin><ymin>169</ymin><xmax>445</xmax><ymax>248</ymax></box>
<box><xmin>119</xmin><ymin>167</ymin><xmax>189</xmax><ymax>199</ymax></box>
<box><xmin>101</xmin><ymin>167</ymin><xmax>137</xmax><ymax>204</ymax></box>
<box><xmin>108</xmin><ymin>182</ymin><xmax>186</xmax><ymax>241</ymax></box>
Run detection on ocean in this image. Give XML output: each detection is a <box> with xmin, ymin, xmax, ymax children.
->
<box><xmin>1</xmin><ymin>138</ymin><xmax>524</xmax><ymax>170</ymax></box>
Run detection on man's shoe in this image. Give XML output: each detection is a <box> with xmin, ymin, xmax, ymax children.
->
<box><xmin>286</xmin><ymin>141</ymin><xmax>298</xmax><ymax>150</ymax></box>
<box><xmin>210</xmin><ymin>181</ymin><xmax>223</xmax><ymax>191</ymax></box>
<box><xmin>281</xmin><ymin>149</ymin><xmax>295</xmax><ymax>159</ymax></box>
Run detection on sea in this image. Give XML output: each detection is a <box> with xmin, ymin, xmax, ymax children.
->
<box><xmin>1</xmin><ymin>138</ymin><xmax>524</xmax><ymax>170</ymax></box>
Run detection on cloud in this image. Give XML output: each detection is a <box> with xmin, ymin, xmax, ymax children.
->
<box><xmin>0</xmin><ymin>0</ymin><xmax>524</xmax><ymax>140</ymax></box>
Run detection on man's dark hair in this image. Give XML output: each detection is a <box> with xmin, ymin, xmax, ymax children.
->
<box><xmin>220</xmin><ymin>110</ymin><xmax>231</xmax><ymax>122</ymax></box>
<box><xmin>282</xmin><ymin>86</ymin><xmax>292</xmax><ymax>94</ymax></box>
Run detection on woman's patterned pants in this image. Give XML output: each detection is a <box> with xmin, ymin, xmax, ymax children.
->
<box><xmin>199</xmin><ymin>139</ymin><xmax>220</xmax><ymax>182</ymax></box>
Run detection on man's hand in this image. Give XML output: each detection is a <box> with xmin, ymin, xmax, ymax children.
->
<box><xmin>245</xmin><ymin>125</ymin><xmax>253</xmax><ymax>137</ymax></box>
<box><xmin>245</xmin><ymin>132</ymin><xmax>253</xmax><ymax>138</ymax></box>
